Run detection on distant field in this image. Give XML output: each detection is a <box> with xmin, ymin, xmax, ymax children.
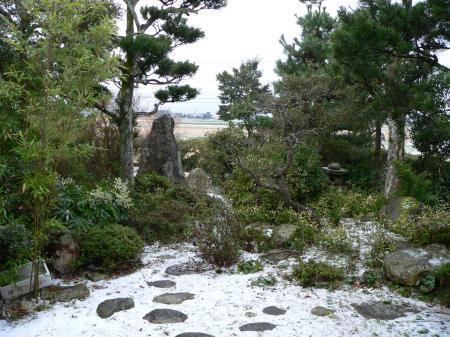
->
<box><xmin>137</xmin><ymin>117</ymin><xmax>229</xmax><ymax>140</ymax></box>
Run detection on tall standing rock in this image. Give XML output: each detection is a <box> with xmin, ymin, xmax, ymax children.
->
<box><xmin>138</xmin><ymin>113</ymin><xmax>184</xmax><ymax>184</ymax></box>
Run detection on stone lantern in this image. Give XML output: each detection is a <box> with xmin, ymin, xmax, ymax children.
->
<box><xmin>322</xmin><ymin>162</ymin><xmax>348</xmax><ymax>185</ymax></box>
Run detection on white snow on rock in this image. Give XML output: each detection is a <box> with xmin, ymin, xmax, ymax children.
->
<box><xmin>1</xmin><ymin>243</ymin><xmax>449</xmax><ymax>337</ymax></box>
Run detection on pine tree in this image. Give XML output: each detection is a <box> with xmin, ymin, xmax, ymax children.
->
<box><xmin>94</xmin><ymin>0</ymin><xmax>227</xmax><ymax>185</ymax></box>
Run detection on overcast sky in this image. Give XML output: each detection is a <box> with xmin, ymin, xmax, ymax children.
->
<box><xmin>131</xmin><ymin>0</ymin><xmax>449</xmax><ymax>116</ymax></box>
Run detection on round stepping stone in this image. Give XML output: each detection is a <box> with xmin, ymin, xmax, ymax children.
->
<box><xmin>97</xmin><ymin>298</ymin><xmax>134</xmax><ymax>318</ymax></box>
<box><xmin>143</xmin><ymin>309</ymin><xmax>188</xmax><ymax>324</ymax></box>
<box><xmin>239</xmin><ymin>322</ymin><xmax>277</xmax><ymax>331</ymax></box>
<box><xmin>311</xmin><ymin>306</ymin><xmax>334</xmax><ymax>317</ymax></box>
<box><xmin>175</xmin><ymin>332</ymin><xmax>214</xmax><ymax>337</ymax></box>
<box><xmin>153</xmin><ymin>292</ymin><xmax>195</xmax><ymax>305</ymax></box>
<box><xmin>147</xmin><ymin>280</ymin><xmax>176</xmax><ymax>288</ymax></box>
<box><xmin>351</xmin><ymin>301</ymin><xmax>417</xmax><ymax>320</ymax></box>
<box><xmin>165</xmin><ymin>264</ymin><xmax>197</xmax><ymax>276</ymax></box>
<box><xmin>263</xmin><ymin>306</ymin><xmax>286</xmax><ymax>316</ymax></box>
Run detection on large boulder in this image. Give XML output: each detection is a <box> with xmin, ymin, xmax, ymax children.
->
<box><xmin>46</xmin><ymin>231</ymin><xmax>79</xmax><ymax>274</ymax></box>
<box><xmin>138</xmin><ymin>113</ymin><xmax>184</xmax><ymax>184</ymax></box>
<box><xmin>384</xmin><ymin>244</ymin><xmax>450</xmax><ymax>286</ymax></box>
<box><xmin>274</xmin><ymin>224</ymin><xmax>298</xmax><ymax>246</ymax></box>
<box><xmin>380</xmin><ymin>197</ymin><xmax>422</xmax><ymax>223</ymax></box>
<box><xmin>186</xmin><ymin>168</ymin><xmax>210</xmax><ymax>193</ymax></box>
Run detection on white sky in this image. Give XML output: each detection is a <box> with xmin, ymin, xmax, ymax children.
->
<box><xmin>129</xmin><ymin>0</ymin><xmax>450</xmax><ymax>116</ymax></box>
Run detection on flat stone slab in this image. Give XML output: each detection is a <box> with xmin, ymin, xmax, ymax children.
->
<box><xmin>97</xmin><ymin>298</ymin><xmax>134</xmax><ymax>318</ymax></box>
<box><xmin>143</xmin><ymin>309</ymin><xmax>188</xmax><ymax>324</ymax></box>
<box><xmin>147</xmin><ymin>280</ymin><xmax>176</xmax><ymax>288</ymax></box>
<box><xmin>153</xmin><ymin>292</ymin><xmax>195</xmax><ymax>305</ymax></box>
<box><xmin>41</xmin><ymin>284</ymin><xmax>89</xmax><ymax>302</ymax></box>
<box><xmin>352</xmin><ymin>301</ymin><xmax>417</xmax><ymax>320</ymax></box>
<box><xmin>311</xmin><ymin>306</ymin><xmax>334</xmax><ymax>317</ymax></box>
<box><xmin>263</xmin><ymin>249</ymin><xmax>294</xmax><ymax>263</ymax></box>
<box><xmin>175</xmin><ymin>332</ymin><xmax>214</xmax><ymax>337</ymax></box>
<box><xmin>239</xmin><ymin>322</ymin><xmax>277</xmax><ymax>331</ymax></box>
<box><xmin>263</xmin><ymin>306</ymin><xmax>286</xmax><ymax>316</ymax></box>
<box><xmin>165</xmin><ymin>262</ymin><xmax>211</xmax><ymax>276</ymax></box>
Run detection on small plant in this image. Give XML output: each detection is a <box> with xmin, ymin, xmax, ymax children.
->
<box><xmin>288</xmin><ymin>221</ymin><xmax>317</xmax><ymax>252</ymax></box>
<box><xmin>292</xmin><ymin>260</ymin><xmax>344</xmax><ymax>289</ymax></box>
<box><xmin>195</xmin><ymin>212</ymin><xmax>243</xmax><ymax>267</ymax></box>
<box><xmin>134</xmin><ymin>173</ymin><xmax>170</xmax><ymax>193</ymax></box>
<box><xmin>368</xmin><ymin>230</ymin><xmax>399</xmax><ymax>268</ymax></box>
<box><xmin>79</xmin><ymin>223</ymin><xmax>144</xmax><ymax>271</ymax></box>
<box><xmin>237</xmin><ymin>260</ymin><xmax>263</xmax><ymax>274</ymax></box>
<box><xmin>361</xmin><ymin>270</ymin><xmax>385</xmax><ymax>288</ymax></box>
<box><xmin>251</xmin><ymin>275</ymin><xmax>277</xmax><ymax>287</ymax></box>
<box><xmin>319</xmin><ymin>225</ymin><xmax>356</xmax><ymax>255</ymax></box>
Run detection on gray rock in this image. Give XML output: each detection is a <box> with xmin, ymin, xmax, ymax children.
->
<box><xmin>263</xmin><ymin>249</ymin><xmax>294</xmax><ymax>262</ymax></box>
<box><xmin>275</xmin><ymin>224</ymin><xmax>298</xmax><ymax>246</ymax></box>
<box><xmin>186</xmin><ymin>168</ymin><xmax>210</xmax><ymax>193</ymax></box>
<box><xmin>263</xmin><ymin>306</ymin><xmax>286</xmax><ymax>316</ymax></box>
<box><xmin>380</xmin><ymin>197</ymin><xmax>422</xmax><ymax>223</ymax></box>
<box><xmin>85</xmin><ymin>271</ymin><xmax>109</xmax><ymax>282</ymax></box>
<box><xmin>239</xmin><ymin>322</ymin><xmax>277</xmax><ymax>331</ymax></box>
<box><xmin>384</xmin><ymin>244</ymin><xmax>450</xmax><ymax>286</ymax></box>
<box><xmin>143</xmin><ymin>309</ymin><xmax>188</xmax><ymax>324</ymax></box>
<box><xmin>153</xmin><ymin>292</ymin><xmax>194</xmax><ymax>305</ymax></box>
<box><xmin>41</xmin><ymin>284</ymin><xmax>89</xmax><ymax>302</ymax></box>
<box><xmin>352</xmin><ymin>301</ymin><xmax>417</xmax><ymax>320</ymax></box>
<box><xmin>138</xmin><ymin>114</ymin><xmax>184</xmax><ymax>184</ymax></box>
<box><xmin>165</xmin><ymin>263</ymin><xmax>210</xmax><ymax>276</ymax></box>
<box><xmin>311</xmin><ymin>306</ymin><xmax>334</xmax><ymax>317</ymax></box>
<box><xmin>97</xmin><ymin>298</ymin><xmax>134</xmax><ymax>318</ymax></box>
<box><xmin>147</xmin><ymin>280</ymin><xmax>176</xmax><ymax>288</ymax></box>
<box><xmin>46</xmin><ymin>231</ymin><xmax>79</xmax><ymax>274</ymax></box>
<box><xmin>175</xmin><ymin>332</ymin><xmax>214</xmax><ymax>337</ymax></box>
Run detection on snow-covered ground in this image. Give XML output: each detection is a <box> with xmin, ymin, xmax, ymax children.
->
<box><xmin>1</xmin><ymin>243</ymin><xmax>449</xmax><ymax>337</ymax></box>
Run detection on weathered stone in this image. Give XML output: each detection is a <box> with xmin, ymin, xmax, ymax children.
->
<box><xmin>311</xmin><ymin>306</ymin><xmax>335</xmax><ymax>317</ymax></box>
<box><xmin>147</xmin><ymin>280</ymin><xmax>176</xmax><ymax>288</ymax></box>
<box><xmin>186</xmin><ymin>168</ymin><xmax>210</xmax><ymax>193</ymax></box>
<box><xmin>263</xmin><ymin>249</ymin><xmax>294</xmax><ymax>262</ymax></box>
<box><xmin>85</xmin><ymin>271</ymin><xmax>109</xmax><ymax>282</ymax></box>
<box><xmin>153</xmin><ymin>292</ymin><xmax>194</xmax><ymax>305</ymax></box>
<box><xmin>138</xmin><ymin>113</ymin><xmax>184</xmax><ymax>184</ymax></box>
<box><xmin>165</xmin><ymin>262</ymin><xmax>210</xmax><ymax>276</ymax></box>
<box><xmin>352</xmin><ymin>301</ymin><xmax>417</xmax><ymax>320</ymax></box>
<box><xmin>41</xmin><ymin>284</ymin><xmax>89</xmax><ymax>302</ymax></box>
<box><xmin>175</xmin><ymin>333</ymin><xmax>214</xmax><ymax>337</ymax></box>
<box><xmin>143</xmin><ymin>309</ymin><xmax>188</xmax><ymax>324</ymax></box>
<box><xmin>275</xmin><ymin>224</ymin><xmax>298</xmax><ymax>246</ymax></box>
<box><xmin>96</xmin><ymin>298</ymin><xmax>134</xmax><ymax>318</ymax></box>
<box><xmin>380</xmin><ymin>197</ymin><xmax>422</xmax><ymax>223</ymax></box>
<box><xmin>384</xmin><ymin>244</ymin><xmax>450</xmax><ymax>286</ymax></box>
<box><xmin>239</xmin><ymin>322</ymin><xmax>277</xmax><ymax>331</ymax></box>
<box><xmin>263</xmin><ymin>306</ymin><xmax>286</xmax><ymax>316</ymax></box>
<box><xmin>46</xmin><ymin>231</ymin><xmax>79</xmax><ymax>274</ymax></box>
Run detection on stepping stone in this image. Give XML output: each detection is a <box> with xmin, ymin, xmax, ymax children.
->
<box><xmin>165</xmin><ymin>263</ymin><xmax>210</xmax><ymax>276</ymax></box>
<box><xmin>153</xmin><ymin>292</ymin><xmax>195</xmax><ymax>305</ymax></box>
<box><xmin>41</xmin><ymin>284</ymin><xmax>89</xmax><ymax>302</ymax></box>
<box><xmin>263</xmin><ymin>306</ymin><xmax>286</xmax><ymax>316</ymax></box>
<box><xmin>97</xmin><ymin>298</ymin><xmax>134</xmax><ymax>318</ymax></box>
<box><xmin>143</xmin><ymin>309</ymin><xmax>188</xmax><ymax>324</ymax></box>
<box><xmin>311</xmin><ymin>306</ymin><xmax>334</xmax><ymax>317</ymax></box>
<box><xmin>147</xmin><ymin>280</ymin><xmax>176</xmax><ymax>288</ymax></box>
<box><xmin>352</xmin><ymin>301</ymin><xmax>418</xmax><ymax>320</ymax></box>
<box><xmin>263</xmin><ymin>249</ymin><xmax>294</xmax><ymax>263</ymax></box>
<box><xmin>239</xmin><ymin>323</ymin><xmax>277</xmax><ymax>331</ymax></box>
<box><xmin>175</xmin><ymin>332</ymin><xmax>214</xmax><ymax>337</ymax></box>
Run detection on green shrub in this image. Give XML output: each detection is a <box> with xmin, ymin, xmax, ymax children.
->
<box><xmin>134</xmin><ymin>173</ymin><xmax>170</xmax><ymax>193</ymax></box>
<box><xmin>0</xmin><ymin>223</ymin><xmax>32</xmax><ymax>268</ymax></box>
<box><xmin>250</xmin><ymin>275</ymin><xmax>277</xmax><ymax>287</ymax></box>
<box><xmin>319</xmin><ymin>225</ymin><xmax>356</xmax><ymax>255</ymax></box>
<box><xmin>395</xmin><ymin>161</ymin><xmax>437</xmax><ymax>205</ymax></box>
<box><xmin>53</xmin><ymin>178</ymin><xmax>132</xmax><ymax>232</ymax></box>
<box><xmin>195</xmin><ymin>212</ymin><xmax>243</xmax><ymax>267</ymax></box>
<box><xmin>368</xmin><ymin>230</ymin><xmax>399</xmax><ymax>268</ymax></box>
<box><xmin>132</xmin><ymin>183</ymin><xmax>221</xmax><ymax>243</ymax></box>
<box><xmin>313</xmin><ymin>187</ymin><xmax>381</xmax><ymax>224</ymax></box>
<box><xmin>178</xmin><ymin>138</ymin><xmax>207</xmax><ymax>172</ymax></box>
<box><xmin>79</xmin><ymin>223</ymin><xmax>144</xmax><ymax>271</ymax></box>
<box><xmin>237</xmin><ymin>260</ymin><xmax>263</xmax><ymax>274</ymax></box>
<box><xmin>292</xmin><ymin>260</ymin><xmax>344</xmax><ymax>288</ymax></box>
<box><xmin>391</xmin><ymin>206</ymin><xmax>450</xmax><ymax>247</ymax></box>
<box><xmin>288</xmin><ymin>222</ymin><xmax>317</xmax><ymax>252</ymax></box>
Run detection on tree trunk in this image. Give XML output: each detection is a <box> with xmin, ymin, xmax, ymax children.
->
<box><xmin>117</xmin><ymin>6</ymin><xmax>135</xmax><ymax>185</ymax></box>
<box><xmin>384</xmin><ymin>117</ymin><xmax>405</xmax><ymax>198</ymax></box>
<box><xmin>374</xmin><ymin>119</ymin><xmax>382</xmax><ymax>187</ymax></box>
